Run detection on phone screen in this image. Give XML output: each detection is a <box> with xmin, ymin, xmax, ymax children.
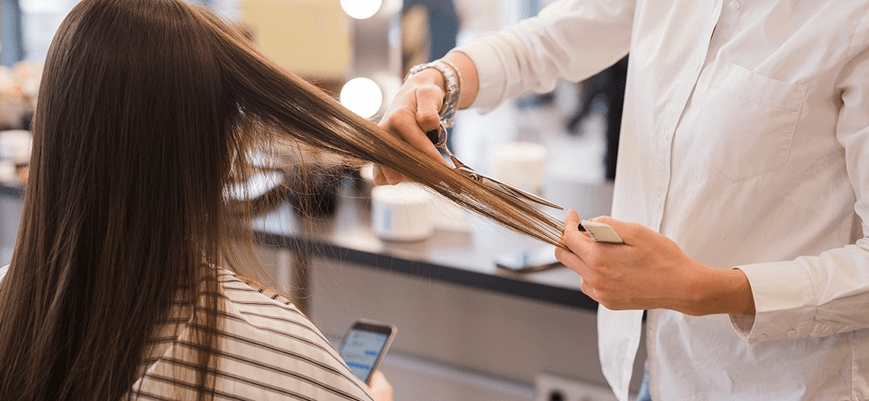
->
<box><xmin>339</xmin><ymin>328</ymin><xmax>391</xmax><ymax>383</ymax></box>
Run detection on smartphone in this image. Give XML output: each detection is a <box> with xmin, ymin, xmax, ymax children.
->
<box><xmin>495</xmin><ymin>247</ymin><xmax>563</xmax><ymax>273</ymax></box>
<box><xmin>338</xmin><ymin>319</ymin><xmax>397</xmax><ymax>384</ymax></box>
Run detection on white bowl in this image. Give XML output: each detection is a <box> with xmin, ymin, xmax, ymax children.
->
<box><xmin>371</xmin><ymin>182</ymin><xmax>434</xmax><ymax>242</ymax></box>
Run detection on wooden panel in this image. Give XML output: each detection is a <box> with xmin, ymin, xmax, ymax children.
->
<box><xmin>239</xmin><ymin>0</ymin><xmax>350</xmax><ymax>79</ymax></box>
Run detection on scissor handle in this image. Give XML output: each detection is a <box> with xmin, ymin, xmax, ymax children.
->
<box><xmin>425</xmin><ymin>121</ymin><xmax>448</xmax><ymax>147</ymax></box>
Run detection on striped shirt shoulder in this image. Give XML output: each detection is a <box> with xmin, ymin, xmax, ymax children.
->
<box><xmin>129</xmin><ymin>269</ymin><xmax>372</xmax><ymax>401</ymax></box>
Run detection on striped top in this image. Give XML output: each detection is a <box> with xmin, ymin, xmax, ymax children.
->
<box><xmin>128</xmin><ymin>269</ymin><xmax>373</xmax><ymax>401</ymax></box>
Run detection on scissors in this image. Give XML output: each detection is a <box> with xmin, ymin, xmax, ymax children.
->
<box><xmin>426</xmin><ymin>121</ymin><xmax>563</xmax><ymax>210</ymax></box>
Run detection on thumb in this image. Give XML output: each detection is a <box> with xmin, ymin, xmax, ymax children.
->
<box><xmin>562</xmin><ymin>209</ymin><xmax>590</xmax><ymax>240</ymax></box>
<box><xmin>560</xmin><ymin>209</ymin><xmax>596</xmax><ymax>255</ymax></box>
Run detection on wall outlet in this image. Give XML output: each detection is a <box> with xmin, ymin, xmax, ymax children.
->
<box><xmin>533</xmin><ymin>372</ymin><xmax>619</xmax><ymax>401</ymax></box>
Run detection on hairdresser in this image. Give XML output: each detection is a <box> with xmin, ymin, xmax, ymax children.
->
<box><xmin>376</xmin><ymin>1</ymin><xmax>869</xmax><ymax>400</ymax></box>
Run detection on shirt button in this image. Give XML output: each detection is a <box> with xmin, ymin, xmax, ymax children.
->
<box><xmin>787</xmin><ymin>329</ymin><xmax>797</xmax><ymax>338</ymax></box>
<box><xmin>729</xmin><ymin>1</ymin><xmax>740</xmax><ymax>11</ymax></box>
<box><xmin>694</xmin><ymin>61</ymin><xmax>703</xmax><ymax>71</ymax></box>
<box><xmin>758</xmin><ymin>333</ymin><xmax>768</xmax><ymax>340</ymax></box>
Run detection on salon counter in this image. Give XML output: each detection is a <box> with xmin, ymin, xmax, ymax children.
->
<box><xmin>0</xmin><ymin>184</ymin><xmax>22</xmax><ymax>199</ymax></box>
<box><xmin>251</xmin><ymin>176</ymin><xmax>613</xmax><ymax>312</ymax></box>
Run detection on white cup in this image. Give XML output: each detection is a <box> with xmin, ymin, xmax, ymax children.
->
<box><xmin>492</xmin><ymin>141</ymin><xmax>547</xmax><ymax>195</ymax></box>
<box><xmin>371</xmin><ymin>182</ymin><xmax>434</xmax><ymax>242</ymax></box>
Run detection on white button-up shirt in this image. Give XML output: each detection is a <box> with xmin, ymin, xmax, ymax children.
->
<box><xmin>457</xmin><ymin>0</ymin><xmax>869</xmax><ymax>400</ymax></box>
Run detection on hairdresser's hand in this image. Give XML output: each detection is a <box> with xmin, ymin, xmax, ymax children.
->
<box><xmin>365</xmin><ymin>371</ymin><xmax>394</xmax><ymax>401</ymax></box>
<box><xmin>555</xmin><ymin>210</ymin><xmax>755</xmax><ymax>316</ymax></box>
<box><xmin>374</xmin><ymin>69</ymin><xmax>451</xmax><ymax>185</ymax></box>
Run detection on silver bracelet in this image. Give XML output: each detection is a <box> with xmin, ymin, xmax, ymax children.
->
<box><xmin>405</xmin><ymin>60</ymin><xmax>461</xmax><ymax>128</ymax></box>
<box><xmin>441</xmin><ymin>58</ymin><xmax>463</xmax><ymax>108</ymax></box>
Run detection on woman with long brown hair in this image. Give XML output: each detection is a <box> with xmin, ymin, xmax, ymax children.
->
<box><xmin>0</xmin><ymin>0</ymin><xmax>563</xmax><ymax>399</ymax></box>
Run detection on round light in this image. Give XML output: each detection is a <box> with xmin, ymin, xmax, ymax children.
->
<box><xmin>340</xmin><ymin>77</ymin><xmax>383</xmax><ymax>119</ymax></box>
<box><xmin>340</xmin><ymin>0</ymin><xmax>382</xmax><ymax>20</ymax></box>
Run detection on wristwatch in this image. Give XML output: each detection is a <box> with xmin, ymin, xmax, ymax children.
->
<box><xmin>405</xmin><ymin>59</ymin><xmax>462</xmax><ymax>128</ymax></box>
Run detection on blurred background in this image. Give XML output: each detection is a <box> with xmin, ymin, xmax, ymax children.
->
<box><xmin>0</xmin><ymin>1</ymin><xmax>637</xmax><ymax>400</ymax></box>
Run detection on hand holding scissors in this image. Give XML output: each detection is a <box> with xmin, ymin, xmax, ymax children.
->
<box><xmin>426</xmin><ymin>122</ymin><xmax>563</xmax><ymax>210</ymax></box>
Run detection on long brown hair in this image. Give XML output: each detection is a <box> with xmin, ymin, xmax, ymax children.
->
<box><xmin>0</xmin><ymin>0</ymin><xmax>563</xmax><ymax>400</ymax></box>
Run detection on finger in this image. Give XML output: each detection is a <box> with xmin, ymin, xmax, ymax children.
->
<box><xmin>373</xmin><ymin>166</ymin><xmax>406</xmax><ymax>186</ymax></box>
<box><xmin>560</xmin><ymin>209</ymin><xmax>577</xmax><ymax>243</ymax></box>
<box><xmin>368</xmin><ymin>370</ymin><xmax>386</xmax><ymax>388</ymax></box>
<box><xmin>564</xmin><ymin>209</ymin><xmax>581</xmax><ymax>231</ymax></box>
<box><xmin>415</xmin><ymin>85</ymin><xmax>444</xmax><ymax>132</ymax></box>
<box><xmin>366</xmin><ymin>370</ymin><xmax>394</xmax><ymax>400</ymax></box>
<box><xmin>561</xmin><ymin>210</ymin><xmax>596</xmax><ymax>256</ymax></box>
<box><xmin>554</xmin><ymin>246</ymin><xmax>593</xmax><ymax>278</ymax></box>
<box><xmin>390</xmin><ymin>112</ymin><xmax>450</xmax><ymax>166</ymax></box>
<box><xmin>381</xmin><ymin>166</ymin><xmax>407</xmax><ymax>185</ymax></box>
<box><xmin>378</xmin><ymin>86</ymin><xmax>450</xmax><ymax>168</ymax></box>
<box><xmin>564</xmin><ymin>209</ymin><xmax>591</xmax><ymax>238</ymax></box>
<box><xmin>562</xmin><ymin>210</ymin><xmax>592</xmax><ymax>240</ymax></box>
<box><xmin>372</xmin><ymin>165</ymin><xmax>388</xmax><ymax>186</ymax></box>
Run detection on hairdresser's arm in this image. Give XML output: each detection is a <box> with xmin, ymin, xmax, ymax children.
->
<box><xmin>374</xmin><ymin>52</ymin><xmax>478</xmax><ymax>185</ymax></box>
<box><xmin>375</xmin><ymin>0</ymin><xmax>634</xmax><ymax>184</ymax></box>
<box><xmin>555</xmin><ymin>210</ymin><xmax>756</xmax><ymax>316</ymax></box>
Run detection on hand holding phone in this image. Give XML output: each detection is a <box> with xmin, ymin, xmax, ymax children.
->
<box><xmin>339</xmin><ymin>319</ymin><xmax>397</xmax><ymax>384</ymax></box>
<box><xmin>365</xmin><ymin>371</ymin><xmax>393</xmax><ymax>401</ymax></box>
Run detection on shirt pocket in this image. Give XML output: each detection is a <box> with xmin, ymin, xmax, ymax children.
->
<box><xmin>698</xmin><ymin>62</ymin><xmax>806</xmax><ymax>183</ymax></box>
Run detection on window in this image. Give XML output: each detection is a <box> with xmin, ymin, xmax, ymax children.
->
<box><xmin>0</xmin><ymin>0</ymin><xmax>24</xmax><ymax>67</ymax></box>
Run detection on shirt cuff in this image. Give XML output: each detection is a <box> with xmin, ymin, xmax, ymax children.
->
<box><xmin>729</xmin><ymin>262</ymin><xmax>817</xmax><ymax>345</ymax></box>
<box><xmin>451</xmin><ymin>40</ymin><xmax>508</xmax><ymax>112</ymax></box>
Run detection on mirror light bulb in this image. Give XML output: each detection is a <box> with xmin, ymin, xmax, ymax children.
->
<box><xmin>341</xmin><ymin>0</ymin><xmax>382</xmax><ymax>20</ymax></box>
<box><xmin>340</xmin><ymin>77</ymin><xmax>383</xmax><ymax>119</ymax></box>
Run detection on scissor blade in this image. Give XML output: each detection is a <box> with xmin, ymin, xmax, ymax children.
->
<box><xmin>456</xmin><ymin>167</ymin><xmax>563</xmax><ymax>210</ymax></box>
<box><xmin>486</xmin><ymin>176</ymin><xmax>564</xmax><ymax>210</ymax></box>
